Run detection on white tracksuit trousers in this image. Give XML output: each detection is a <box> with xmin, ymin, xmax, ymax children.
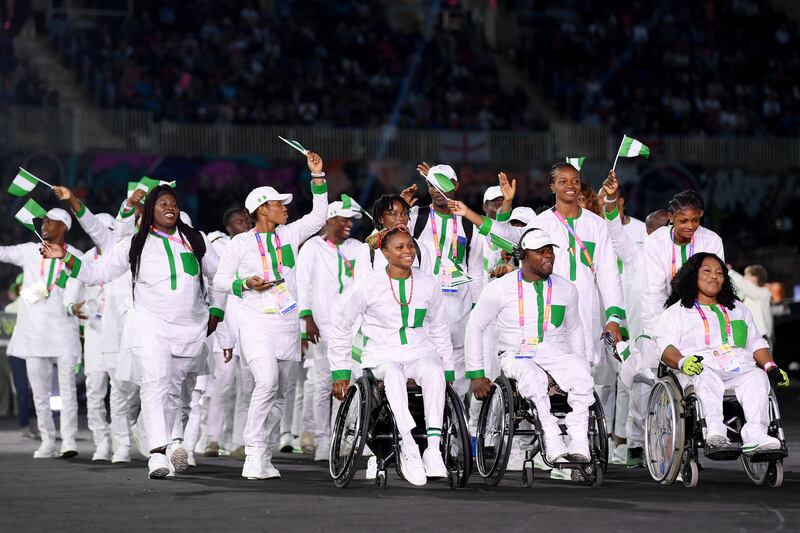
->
<box><xmin>205</xmin><ymin>349</ymin><xmax>237</xmax><ymax>442</ymax></box>
<box><xmin>85</xmin><ymin>371</ymin><xmax>111</xmax><ymax>448</ymax></box>
<box><xmin>27</xmin><ymin>356</ymin><xmax>79</xmax><ymax>447</ymax></box>
<box><xmin>243</xmin><ymin>355</ymin><xmax>295</xmax><ymax>457</ymax></box>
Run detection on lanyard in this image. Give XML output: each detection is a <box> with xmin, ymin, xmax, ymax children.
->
<box><xmin>671</xmin><ymin>230</ymin><xmax>695</xmax><ymax>279</ymax></box>
<box><xmin>693</xmin><ymin>301</ymin><xmax>731</xmax><ymax>347</ymax></box>
<box><xmin>40</xmin><ymin>257</ymin><xmax>64</xmax><ymax>292</ymax></box>
<box><xmin>254</xmin><ymin>231</ymin><xmax>284</xmax><ymax>281</ymax></box>
<box><xmin>517</xmin><ymin>269</ymin><xmax>552</xmax><ymax>342</ymax></box>
<box><xmin>429</xmin><ymin>210</ymin><xmax>459</xmax><ymax>266</ymax></box>
<box><xmin>150</xmin><ymin>227</ymin><xmax>193</xmax><ymax>252</ymax></box>
<box><xmin>551</xmin><ymin>207</ymin><xmax>595</xmax><ymax>273</ymax></box>
<box><xmin>324</xmin><ymin>239</ymin><xmax>354</xmax><ymax>276</ymax></box>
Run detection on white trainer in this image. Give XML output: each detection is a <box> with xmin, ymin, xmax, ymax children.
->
<box><xmin>33</xmin><ymin>442</ymin><xmax>59</xmax><ymax>459</ymax></box>
<box><xmin>300</xmin><ymin>432</ymin><xmax>316</xmax><ymax>455</ymax></box>
<box><xmin>148</xmin><ymin>453</ymin><xmax>171</xmax><ymax>479</ymax></box>
<box><xmin>264</xmin><ymin>458</ymin><xmax>281</xmax><ymax>479</ymax></box>
<box><xmin>365</xmin><ymin>456</ymin><xmax>378</xmax><ymax>480</ymax></box>
<box><xmin>399</xmin><ymin>441</ymin><xmax>427</xmax><ymax>486</ymax></box>
<box><xmin>743</xmin><ymin>435</ymin><xmax>781</xmax><ymax>455</ymax></box>
<box><xmin>506</xmin><ymin>445</ymin><xmax>525</xmax><ymax>471</ymax></box>
<box><xmin>422</xmin><ymin>447</ymin><xmax>447</xmax><ymax>478</ymax></box>
<box><xmin>92</xmin><ymin>439</ymin><xmax>113</xmax><ymax>462</ymax></box>
<box><xmin>242</xmin><ymin>455</ymin><xmax>268</xmax><ymax>480</ymax></box>
<box><xmin>59</xmin><ymin>440</ymin><xmax>79</xmax><ymax>459</ymax></box>
<box><xmin>168</xmin><ymin>443</ymin><xmax>189</xmax><ymax>473</ymax></box>
<box><xmin>187</xmin><ymin>451</ymin><xmax>197</xmax><ymax>467</ymax></box>
<box><xmin>567</xmin><ymin>436</ymin><xmax>590</xmax><ymax>463</ymax></box>
<box><xmin>279</xmin><ymin>432</ymin><xmax>293</xmax><ymax>453</ymax></box>
<box><xmin>706</xmin><ymin>433</ymin><xmax>731</xmax><ymax>448</ymax></box>
<box><xmin>610</xmin><ymin>442</ymin><xmax>628</xmax><ymax>465</ymax></box>
<box><xmin>544</xmin><ymin>433</ymin><xmax>569</xmax><ymax>463</ymax></box>
<box><xmin>314</xmin><ymin>439</ymin><xmax>330</xmax><ymax>462</ymax></box>
<box><xmin>111</xmin><ymin>446</ymin><xmax>131</xmax><ymax>464</ymax></box>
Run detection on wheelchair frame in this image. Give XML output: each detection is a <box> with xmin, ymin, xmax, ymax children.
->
<box><xmin>475</xmin><ymin>373</ymin><xmax>608</xmax><ymax>488</ymax></box>
<box><xmin>644</xmin><ymin>364</ymin><xmax>787</xmax><ymax>488</ymax></box>
<box><xmin>329</xmin><ymin>369</ymin><xmax>472</xmax><ymax>489</ymax></box>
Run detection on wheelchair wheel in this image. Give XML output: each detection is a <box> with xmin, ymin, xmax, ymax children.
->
<box><xmin>330</xmin><ymin>377</ymin><xmax>371</xmax><ymax>488</ymax></box>
<box><xmin>682</xmin><ymin>458</ymin><xmax>699</xmax><ymax>488</ymax></box>
<box><xmin>741</xmin><ymin>454</ymin><xmax>769</xmax><ymax>486</ymax></box>
<box><xmin>442</xmin><ymin>383</ymin><xmax>472</xmax><ymax>489</ymax></box>
<box><xmin>476</xmin><ymin>375</ymin><xmax>515</xmax><ymax>485</ymax></box>
<box><xmin>645</xmin><ymin>378</ymin><xmax>685</xmax><ymax>485</ymax></box>
<box><xmin>767</xmin><ymin>461</ymin><xmax>783</xmax><ymax>488</ymax></box>
<box><xmin>591</xmin><ymin>391</ymin><xmax>609</xmax><ymax>473</ymax></box>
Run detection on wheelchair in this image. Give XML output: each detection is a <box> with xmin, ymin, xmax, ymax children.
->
<box><xmin>475</xmin><ymin>373</ymin><xmax>608</xmax><ymax>488</ymax></box>
<box><xmin>329</xmin><ymin>369</ymin><xmax>472</xmax><ymax>489</ymax></box>
<box><xmin>645</xmin><ymin>364</ymin><xmax>788</xmax><ymax>488</ymax></box>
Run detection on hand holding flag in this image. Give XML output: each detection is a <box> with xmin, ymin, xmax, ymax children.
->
<box><xmin>279</xmin><ymin>136</ymin><xmax>309</xmax><ymax>155</ymax></box>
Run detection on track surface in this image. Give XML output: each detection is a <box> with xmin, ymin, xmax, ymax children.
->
<box><xmin>2</xmin><ymin>390</ymin><xmax>800</xmax><ymax>532</ymax></box>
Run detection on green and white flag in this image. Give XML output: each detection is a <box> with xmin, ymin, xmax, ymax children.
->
<box><xmin>565</xmin><ymin>156</ymin><xmax>586</xmax><ymax>171</ymax></box>
<box><xmin>427</xmin><ymin>172</ymin><xmax>456</xmax><ymax>193</ymax></box>
<box><xmin>15</xmin><ymin>198</ymin><xmax>48</xmax><ymax>232</ymax></box>
<box><xmin>278</xmin><ymin>136</ymin><xmax>308</xmax><ymax>155</ymax></box>
<box><xmin>617</xmin><ymin>135</ymin><xmax>650</xmax><ymax>159</ymax></box>
<box><xmin>159</xmin><ymin>180</ymin><xmax>177</xmax><ymax>188</ymax></box>
<box><xmin>489</xmin><ymin>233</ymin><xmax>515</xmax><ymax>254</ymax></box>
<box><xmin>8</xmin><ymin>168</ymin><xmax>48</xmax><ymax>197</ymax></box>
<box><xmin>340</xmin><ymin>193</ymin><xmax>358</xmax><ymax>211</ymax></box>
<box><xmin>136</xmin><ymin>176</ymin><xmax>161</xmax><ymax>194</ymax></box>
<box><xmin>127</xmin><ymin>181</ymin><xmax>139</xmax><ymax>199</ymax></box>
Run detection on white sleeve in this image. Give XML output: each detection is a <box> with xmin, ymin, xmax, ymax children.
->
<box><xmin>353</xmin><ymin>244</ymin><xmax>371</xmax><ymax>283</ymax></box>
<box><xmin>655</xmin><ymin>305</ymin><xmax>683</xmax><ymax>361</ymax></box>
<box><xmin>728</xmin><ymin>270</ymin><xmax>764</xmax><ymax>301</ymax></box>
<box><xmin>418</xmin><ymin>242</ymin><xmax>433</xmax><ymax>273</ymax></box>
<box><xmin>0</xmin><ymin>243</ymin><xmax>30</xmax><ymax>267</ymax></box>
<box><xmin>605</xmin><ymin>210</ymin><xmax>638</xmax><ymax>266</ymax></box>
<box><xmin>328</xmin><ymin>281</ymin><xmax>368</xmax><ymax>380</ymax></box>
<box><xmin>643</xmin><ymin>234</ymin><xmax>667</xmax><ymax>336</ymax></box>
<box><xmin>69</xmin><ymin>238</ymin><xmax>132</xmax><ymax>286</ymax></box>
<box><xmin>62</xmin><ymin>276</ymin><xmax>84</xmax><ymax>313</ymax></box>
<box><xmin>739</xmin><ymin>304</ymin><xmax>769</xmax><ymax>353</ymax></box>
<box><xmin>594</xmin><ymin>221</ymin><xmax>626</xmax><ymax>322</ymax></box>
<box><xmin>284</xmin><ymin>184</ymin><xmax>328</xmax><ymax>245</ymax></box>
<box><xmin>710</xmin><ymin>232</ymin><xmax>725</xmax><ymax>263</ymax></box>
<box><xmin>213</xmin><ymin>238</ymin><xmax>244</xmax><ymax>296</ymax></box>
<box><xmin>201</xmin><ymin>235</ymin><xmax>227</xmax><ymax>314</ymax></box>
<box><xmin>214</xmin><ymin>313</ymin><xmax>235</xmax><ymax>350</ymax></box>
<box><xmin>296</xmin><ymin>243</ymin><xmax>316</xmax><ymax>318</ymax></box>
<box><xmin>427</xmin><ymin>282</ymin><xmax>454</xmax><ymax>376</ymax></box>
<box><xmin>466</xmin><ymin>229</ymin><xmax>485</xmax><ymax>305</ymax></box>
<box><xmin>564</xmin><ymin>285</ymin><xmax>585</xmax><ymax>358</ymax></box>
<box><xmin>464</xmin><ymin>281</ymin><xmax>503</xmax><ymax>378</ymax></box>
<box><xmin>75</xmin><ymin>204</ymin><xmax>115</xmax><ymax>253</ymax></box>
<box><xmin>476</xmin><ymin>216</ymin><xmax>526</xmax><ymax>246</ymax></box>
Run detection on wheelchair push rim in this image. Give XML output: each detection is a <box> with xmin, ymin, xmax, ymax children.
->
<box><xmin>476</xmin><ymin>375</ymin><xmax>514</xmax><ymax>485</ymax></box>
<box><xmin>330</xmin><ymin>377</ymin><xmax>371</xmax><ymax>488</ymax></box>
<box><xmin>645</xmin><ymin>378</ymin><xmax>685</xmax><ymax>485</ymax></box>
<box><xmin>442</xmin><ymin>383</ymin><xmax>472</xmax><ymax>488</ymax></box>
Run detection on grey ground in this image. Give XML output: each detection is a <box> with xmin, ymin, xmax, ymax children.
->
<box><xmin>2</xmin><ymin>390</ymin><xmax>800</xmax><ymax>533</ymax></box>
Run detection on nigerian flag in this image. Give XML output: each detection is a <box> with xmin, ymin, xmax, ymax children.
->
<box><xmin>278</xmin><ymin>136</ymin><xmax>308</xmax><ymax>155</ymax></box>
<box><xmin>8</xmin><ymin>168</ymin><xmax>41</xmax><ymax>197</ymax></box>
<box><xmin>565</xmin><ymin>156</ymin><xmax>586</xmax><ymax>171</ymax></box>
<box><xmin>617</xmin><ymin>135</ymin><xmax>650</xmax><ymax>158</ymax></box>
<box><xmin>15</xmin><ymin>198</ymin><xmax>48</xmax><ymax>232</ymax></box>
<box><xmin>489</xmin><ymin>233</ymin><xmax>515</xmax><ymax>254</ymax></box>
<box><xmin>427</xmin><ymin>172</ymin><xmax>456</xmax><ymax>193</ymax></box>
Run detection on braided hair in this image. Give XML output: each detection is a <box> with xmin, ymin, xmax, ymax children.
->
<box><xmin>376</xmin><ymin>224</ymin><xmax>411</xmax><ymax>250</ymax></box>
<box><xmin>667</xmin><ymin>190</ymin><xmax>704</xmax><ymax>214</ymax></box>
<box><xmin>547</xmin><ymin>162</ymin><xmax>577</xmax><ymax>186</ymax></box>
<box><xmin>370</xmin><ymin>194</ymin><xmax>411</xmax><ymax>230</ymax></box>
<box><xmin>129</xmin><ymin>186</ymin><xmax>207</xmax><ymax>298</ymax></box>
<box><xmin>664</xmin><ymin>253</ymin><xmax>738</xmax><ymax>310</ymax></box>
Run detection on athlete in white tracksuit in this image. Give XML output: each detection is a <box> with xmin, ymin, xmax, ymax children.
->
<box><xmin>0</xmin><ymin>208</ymin><xmax>82</xmax><ymax>459</ymax></box>
<box><xmin>213</xmin><ymin>151</ymin><xmax>328</xmax><ymax>480</ymax></box>
<box><xmin>44</xmin><ymin>186</ymin><xmax>225</xmax><ymax>479</ymax></box>
<box><xmin>466</xmin><ymin>228</ymin><xmax>594</xmax><ymax>463</ymax></box>
<box><xmin>328</xmin><ymin>226</ymin><xmax>454</xmax><ymax>486</ymax></box>
<box><xmin>296</xmin><ymin>200</ymin><xmax>362</xmax><ymax>460</ymax></box>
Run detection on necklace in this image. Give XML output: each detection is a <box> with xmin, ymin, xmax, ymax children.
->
<box><xmin>389</xmin><ymin>269</ymin><xmax>414</xmax><ymax>306</ymax></box>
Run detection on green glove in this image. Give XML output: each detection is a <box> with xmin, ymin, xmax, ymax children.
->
<box><xmin>681</xmin><ymin>355</ymin><xmax>704</xmax><ymax>376</ymax></box>
<box><xmin>767</xmin><ymin>366</ymin><xmax>790</xmax><ymax>388</ymax></box>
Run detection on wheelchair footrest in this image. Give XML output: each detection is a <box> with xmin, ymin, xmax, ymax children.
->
<box><xmin>704</xmin><ymin>446</ymin><xmax>742</xmax><ymax>461</ymax></box>
<box><xmin>747</xmin><ymin>449</ymin><xmax>788</xmax><ymax>463</ymax></box>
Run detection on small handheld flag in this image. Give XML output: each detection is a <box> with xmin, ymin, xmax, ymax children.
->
<box><xmin>7</xmin><ymin>168</ymin><xmax>52</xmax><ymax>197</ymax></box>
<box><xmin>428</xmin><ymin>172</ymin><xmax>456</xmax><ymax>194</ymax></box>
<box><xmin>341</xmin><ymin>194</ymin><xmax>373</xmax><ymax>220</ymax></box>
<box><xmin>613</xmin><ymin>135</ymin><xmax>650</xmax><ymax>171</ymax></box>
<box><xmin>565</xmin><ymin>156</ymin><xmax>586</xmax><ymax>171</ymax></box>
<box><xmin>15</xmin><ymin>198</ymin><xmax>48</xmax><ymax>234</ymax></box>
<box><xmin>278</xmin><ymin>136</ymin><xmax>309</xmax><ymax>155</ymax></box>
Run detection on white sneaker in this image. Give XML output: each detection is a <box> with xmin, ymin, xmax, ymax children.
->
<box><xmin>610</xmin><ymin>443</ymin><xmax>628</xmax><ymax>465</ymax></box>
<box><xmin>506</xmin><ymin>445</ymin><xmax>525</xmax><ymax>471</ymax></box>
<box><xmin>567</xmin><ymin>436</ymin><xmax>590</xmax><ymax>463</ymax></box>
<box><xmin>204</xmin><ymin>441</ymin><xmax>221</xmax><ymax>457</ymax></box>
<box><xmin>264</xmin><ymin>458</ymin><xmax>281</xmax><ymax>479</ymax></box>
<box><xmin>533</xmin><ymin>452</ymin><xmax>552</xmax><ymax>472</ymax></box>
<box><xmin>300</xmin><ymin>432</ymin><xmax>316</xmax><ymax>455</ymax></box>
<box><xmin>743</xmin><ymin>435</ymin><xmax>781</xmax><ymax>455</ymax></box>
<box><xmin>242</xmin><ymin>455</ymin><xmax>268</xmax><ymax>480</ymax></box>
<box><xmin>279</xmin><ymin>432</ymin><xmax>293</xmax><ymax>453</ymax></box>
<box><xmin>168</xmin><ymin>443</ymin><xmax>189</xmax><ymax>473</ymax></box>
<box><xmin>706</xmin><ymin>433</ymin><xmax>731</xmax><ymax>448</ymax></box>
<box><xmin>148</xmin><ymin>453</ymin><xmax>171</xmax><ymax>479</ymax></box>
<box><xmin>92</xmin><ymin>439</ymin><xmax>113</xmax><ymax>462</ymax></box>
<box><xmin>314</xmin><ymin>439</ymin><xmax>330</xmax><ymax>462</ymax></box>
<box><xmin>365</xmin><ymin>456</ymin><xmax>378</xmax><ymax>480</ymax></box>
<box><xmin>544</xmin><ymin>433</ymin><xmax>568</xmax><ymax>464</ymax></box>
<box><xmin>550</xmin><ymin>468</ymin><xmax>571</xmax><ymax>480</ymax></box>
<box><xmin>399</xmin><ymin>440</ymin><xmax>427</xmax><ymax>486</ymax></box>
<box><xmin>33</xmin><ymin>442</ymin><xmax>59</xmax><ymax>459</ymax></box>
<box><xmin>422</xmin><ymin>447</ymin><xmax>447</xmax><ymax>478</ymax></box>
<box><xmin>59</xmin><ymin>440</ymin><xmax>79</xmax><ymax>458</ymax></box>
<box><xmin>187</xmin><ymin>451</ymin><xmax>197</xmax><ymax>467</ymax></box>
<box><xmin>112</xmin><ymin>446</ymin><xmax>131</xmax><ymax>464</ymax></box>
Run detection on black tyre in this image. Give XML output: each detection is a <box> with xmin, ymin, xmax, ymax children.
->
<box><xmin>476</xmin><ymin>375</ymin><xmax>515</xmax><ymax>485</ymax></box>
<box><xmin>330</xmin><ymin>378</ymin><xmax>371</xmax><ymax>488</ymax></box>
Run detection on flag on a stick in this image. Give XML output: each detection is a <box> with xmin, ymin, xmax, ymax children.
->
<box><xmin>278</xmin><ymin>136</ymin><xmax>309</xmax><ymax>155</ymax></box>
<box><xmin>8</xmin><ymin>168</ymin><xmax>49</xmax><ymax>197</ymax></box>
<box><xmin>617</xmin><ymin>135</ymin><xmax>650</xmax><ymax>159</ymax></box>
<box><xmin>15</xmin><ymin>198</ymin><xmax>48</xmax><ymax>233</ymax></box>
<box><xmin>565</xmin><ymin>156</ymin><xmax>586</xmax><ymax>171</ymax></box>
<box><xmin>427</xmin><ymin>172</ymin><xmax>456</xmax><ymax>193</ymax></box>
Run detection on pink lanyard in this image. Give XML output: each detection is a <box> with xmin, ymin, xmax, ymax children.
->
<box><xmin>150</xmin><ymin>227</ymin><xmax>193</xmax><ymax>252</ymax></box>
<box><xmin>40</xmin><ymin>257</ymin><xmax>64</xmax><ymax>292</ymax></box>
<box><xmin>429</xmin><ymin>209</ymin><xmax>459</xmax><ymax>261</ymax></box>
<box><xmin>254</xmin><ymin>231</ymin><xmax>284</xmax><ymax>281</ymax></box>
<box><xmin>671</xmin><ymin>230</ymin><xmax>695</xmax><ymax>279</ymax></box>
<box><xmin>693</xmin><ymin>301</ymin><xmax>731</xmax><ymax>346</ymax></box>
<box><xmin>324</xmin><ymin>239</ymin><xmax>354</xmax><ymax>276</ymax></box>
<box><xmin>551</xmin><ymin>207</ymin><xmax>595</xmax><ymax>273</ymax></box>
<box><xmin>517</xmin><ymin>269</ymin><xmax>552</xmax><ymax>340</ymax></box>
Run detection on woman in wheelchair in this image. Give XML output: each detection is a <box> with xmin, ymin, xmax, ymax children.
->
<box><xmin>466</xmin><ymin>228</ymin><xmax>595</xmax><ymax>463</ymax></box>
<box><xmin>656</xmin><ymin>252</ymin><xmax>790</xmax><ymax>455</ymax></box>
<box><xmin>327</xmin><ymin>225</ymin><xmax>455</xmax><ymax>486</ymax></box>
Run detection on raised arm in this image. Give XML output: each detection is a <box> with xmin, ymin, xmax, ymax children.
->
<box><xmin>43</xmin><ymin>238</ymin><xmax>132</xmax><ymax>286</ymax></box>
<box><xmin>285</xmin><ymin>151</ymin><xmax>329</xmax><ymax>243</ymax></box>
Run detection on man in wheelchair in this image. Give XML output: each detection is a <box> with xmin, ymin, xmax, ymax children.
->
<box><xmin>466</xmin><ymin>228</ymin><xmax>595</xmax><ymax>463</ymax></box>
<box><xmin>656</xmin><ymin>253</ymin><xmax>790</xmax><ymax>456</ymax></box>
<box><xmin>328</xmin><ymin>226</ymin><xmax>456</xmax><ymax>486</ymax></box>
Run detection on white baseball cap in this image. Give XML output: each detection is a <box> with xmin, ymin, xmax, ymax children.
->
<box><xmin>327</xmin><ymin>201</ymin><xmax>362</xmax><ymax>220</ymax></box>
<box><xmin>510</xmin><ymin>207</ymin><xmax>536</xmax><ymax>226</ymax></box>
<box><xmin>96</xmin><ymin>213</ymin><xmax>116</xmax><ymax>230</ymax></box>
<box><xmin>483</xmin><ymin>186</ymin><xmax>502</xmax><ymax>203</ymax></box>
<box><xmin>45</xmin><ymin>208</ymin><xmax>72</xmax><ymax>231</ymax></box>
<box><xmin>520</xmin><ymin>228</ymin><xmax>559</xmax><ymax>251</ymax></box>
<box><xmin>245</xmin><ymin>186</ymin><xmax>293</xmax><ymax>214</ymax></box>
